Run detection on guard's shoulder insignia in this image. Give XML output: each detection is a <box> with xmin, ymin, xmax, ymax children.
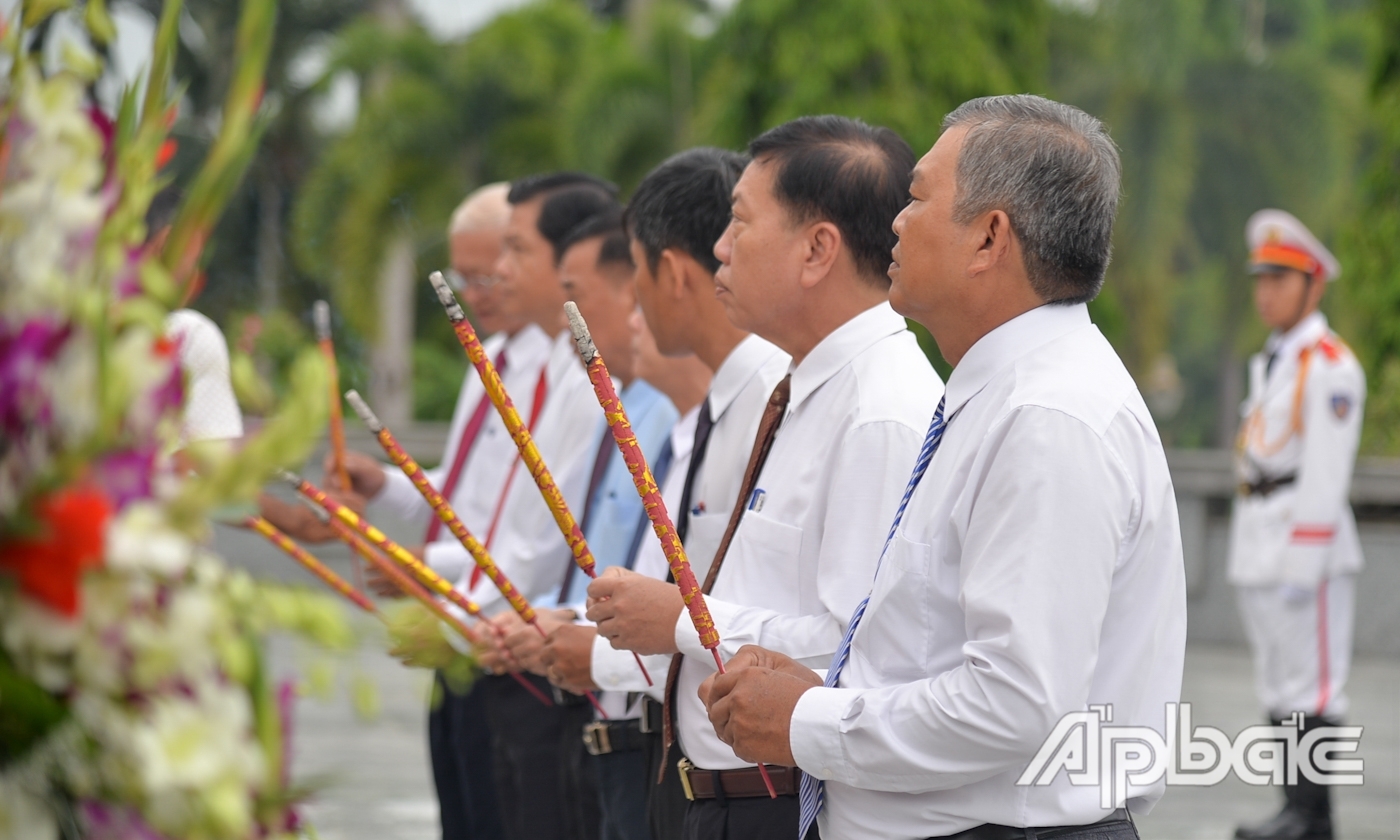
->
<box><xmin>1315</xmin><ymin>334</ymin><xmax>1346</xmax><ymax>363</ymax></box>
<box><xmin>1331</xmin><ymin>392</ymin><xmax>1353</xmax><ymax>420</ymax></box>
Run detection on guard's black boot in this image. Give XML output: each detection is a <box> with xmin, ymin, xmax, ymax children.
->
<box><xmin>1233</xmin><ymin>715</ymin><xmax>1335</xmax><ymax>840</ymax></box>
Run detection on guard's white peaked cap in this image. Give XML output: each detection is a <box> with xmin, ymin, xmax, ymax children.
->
<box><xmin>1246</xmin><ymin>208</ymin><xmax>1341</xmax><ymax>282</ymax></box>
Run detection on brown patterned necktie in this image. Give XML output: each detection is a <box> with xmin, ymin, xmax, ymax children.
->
<box><xmin>658</xmin><ymin>374</ymin><xmax>791</xmax><ymax>780</ymax></box>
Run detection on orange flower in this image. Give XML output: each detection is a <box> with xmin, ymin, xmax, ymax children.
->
<box><xmin>0</xmin><ymin>486</ymin><xmax>111</xmax><ymax>616</ymax></box>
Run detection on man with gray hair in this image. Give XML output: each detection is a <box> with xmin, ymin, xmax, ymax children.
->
<box><xmin>334</xmin><ymin>181</ymin><xmax>545</xmax><ymax>840</ymax></box>
<box><xmin>700</xmin><ymin>94</ymin><xmax>1187</xmax><ymax>840</ymax></box>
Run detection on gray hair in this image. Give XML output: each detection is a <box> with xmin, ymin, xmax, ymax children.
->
<box><xmin>942</xmin><ymin>95</ymin><xmax>1121</xmax><ymax>304</ymax></box>
<box><xmin>448</xmin><ymin>182</ymin><xmax>511</xmax><ymax>236</ymax></box>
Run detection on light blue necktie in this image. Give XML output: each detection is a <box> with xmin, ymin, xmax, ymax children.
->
<box><xmin>797</xmin><ymin>397</ymin><xmax>947</xmax><ymax>838</ymax></box>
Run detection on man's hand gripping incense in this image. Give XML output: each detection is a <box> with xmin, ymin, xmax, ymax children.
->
<box><xmin>344</xmin><ymin>390</ymin><xmax>607</xmax><ymax>717</ymax></box>
<box><xmin>428</xmin><ymin>269</ymin><xmax>653</xmax><ymax>687</ymax></box>
<box><xmin>564</xmin><ymin>301</ymin><xmax>777</xmax><ymax>798</ymax></box>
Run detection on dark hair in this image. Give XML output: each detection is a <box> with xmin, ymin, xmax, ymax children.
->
<box><xmin>536</xmin><ymin>186</ymin><xmax>623</xmax><ymax>263</ymax></box>
<box><xmin>941</xmin><ymin>95</ymin><xmax>1121</xmax><ymax>304</ymax></box>
<box><xmin>507</xmin><ymin>171</ymin><xmax>618</xmax><ymax>205</ymax></box>
<box><xmin>747</xmin><ymin>116</ymin><xmax>914</xmax><ymax>286</ymax></box>
<box><xmin>624</xmin><ymin>147</ymin><xmax>748</xmax><ymax>275</ymax></box>
<box><xmin>559</xmin><ymin>209</ymin><xmax>633</xmax><ymax>274</ymax></box>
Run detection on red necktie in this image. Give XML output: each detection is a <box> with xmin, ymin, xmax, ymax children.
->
<box><xmin>424</xmin><ymin>349</ymin><xmax>506</xmax><ymax>543</ymax></box>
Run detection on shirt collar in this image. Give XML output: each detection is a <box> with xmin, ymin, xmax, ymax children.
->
<box><xmin>670</xmin><ymin>403</ymin><xmax>701</xmax><ymax>461</ymax></box>
<box><xmin>788</xmin><ymin>301</ymin><xmax>908</xmax><ymax>411</ymax></box>
<box><xmin>943</xmin><ymin>303</ymin><xmax>1092</xmax><ymax>418</ymax></box>
<box><xmin>709</xmin><ymin>334</ymin><xmax>786</xmax><ymax>421</ymax></box>
<box><xmin>1265</xmin><ymin>311</ymin><xmax>1327</xmax><ymax>359</ymax></box>
<box><xmin>504</xmin><ymin>321</ymin><xmax>551</xmax><ymax>361</ymax></box>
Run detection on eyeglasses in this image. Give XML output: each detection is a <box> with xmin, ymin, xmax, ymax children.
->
<box><xmin>445</xmin><ymin>268</ymin><xmax>504</xmax><ymax>291</ymax></box>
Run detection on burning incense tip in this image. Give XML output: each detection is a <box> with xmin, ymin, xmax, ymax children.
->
<box><xmin>428</xmin><ymin>271</ymin><xmax>466</xmax><ymax>321</ymax></box>
<box><xmin>563</xmin><ymin>301</ymin><xmax>597</xmax><ymax>363</ymax></box>
<box><xmin>313</xmin><ymin>300</ymin><xmax>332</xmax><ymax>340</ymax></box>
<box><xmin>345</xmin><ymin>389</ymin><xmax>382</xmax><ymax>432</ymax></box>
<box><xmin>279</xmin><ymin>470</ymin><xmax>303</xmax><ymax>487</ymax></box>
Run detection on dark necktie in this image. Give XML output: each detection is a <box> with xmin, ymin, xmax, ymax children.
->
<box><xmin>1265</xmin><ymin>350</ymin><xmax>1279</xmax><ymax>378</ymax></box>
<box><xmin>659</xmin><ymin>375</ymin><xmax>791</xmax><ymax>775</ymax></box>
<box><xmin>426</xmin><ymin>347</ymin><xmax>505</xmax><ymax>543</ymax></box>
<box><xmin>556</xmin><ymin>430</ymin><xmax>617</xmax><ymax>604</ymax></box>
<box><xmin>675</xmin><ymin>396</ymin><xmax>714</xmax><ymax>547</ymax></box>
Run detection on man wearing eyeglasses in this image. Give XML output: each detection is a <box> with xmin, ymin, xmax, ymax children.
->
<box><xmin>332</xmin><ymin>182</ymin><xmax>556</xmax><ymax>840</ymax></box>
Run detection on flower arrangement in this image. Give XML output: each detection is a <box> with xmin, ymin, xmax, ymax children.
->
<box><xmin>0</xmin><ymin>1</ymin><xmax>359</xmax><ymax>838</ymax></box>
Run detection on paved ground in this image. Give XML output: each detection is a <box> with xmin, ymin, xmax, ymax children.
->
<box><xmin>222</xmin><ymin>487</ymin><xmax>1400</xmax><ymax>840</ymax></box>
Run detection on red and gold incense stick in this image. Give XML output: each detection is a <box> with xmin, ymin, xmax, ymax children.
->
<box><xmin>314</xmin><ymin>301</ymin><xmax>352</xmax><ymax>492</ymax></box>
<box><xmin>564</xmin><ymin>302</ymin><xmax>774</xmax><ymax>796</ymax></box>
<box><xmin>345</xmin><ymin>390</ymin><xmax>541</xmax><ymax>633</ymax></box>
<box><xmin>428</xmin><ymin>271</ymin><xmax>597</xmax><ymax>579</ymax></box>
<box><xmin>252</xmin><ymin>509</ymin><xmax>552</xmax><ymax>706</ymax></box>
<box><xmin>345</xmin><ymin>390</ymin><xmax>641</xmax><ymax>700</ymax></box>
<box><xmin>285</xmin><ymin>472</ymin><xmax>484</xmax><ymax>620</ymax></box>
<box><xmin>285</xmin><ymin>473</ymin><xmax>567</xmax><ymax>708</ymax></box>
<box><xmin>248</xmin><ymin>515</ymin><xmax>376</xmax><ymax>613</ymax></box>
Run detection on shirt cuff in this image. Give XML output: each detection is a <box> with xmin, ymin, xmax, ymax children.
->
<box><xmin>592</xmin><ymin>635</ymin><xmax>669</xmax><ymax>694</ymax></box>
<box><xmin>674</xmin><ymin>605</ymin><xmax>718</xmax><ymax>662</ymax></box>
<box><xmin>790</xmin><ymin>686</ymin><xmax>858</xmax><ymax>783</ymax></box>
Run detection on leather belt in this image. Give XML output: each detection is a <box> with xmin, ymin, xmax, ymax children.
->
<box><xmin>677</xmin><ymin>758</ymin><xmax>803</xmax><ymax>801</ymax></box>
<box><xmin>1239</xmin><ymin>473</ymin><xmax>1297</xmax><ymax>498</ymax></box>
<box><xmin>582</xmin><ymin>719</ymin><xmax>648</xmax><ymax>756</ymax></box>
<box><xmin>928</xmin><ymin>810</ymin><xmax>1131</xmax><ymax>840</ymax></box>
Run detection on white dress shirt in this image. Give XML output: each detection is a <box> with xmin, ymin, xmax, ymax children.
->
<box><xmin>592</xmin><ymin>336</ymin><xmax>788</xmax><ymax>704</ymax></box>
<box><xmin>165</xmin><ymin>309</ymin><xmax>244</xmax><ymax>444</ymax></box>
<box><xmin>676</xmin><ymin>303</ymin><xmax>942</xmax><ymax>770</ymax></box>
<box><xmin>592</xmin><ymin>405</ymin><xmax>699</xmax><ymax>716</ymax></box>
<box><xmin>447</xmin><ymin>330</ymin><xmax>600</xmax><ymax>618</ymax></box>
<box><xmin>790</xmin><ymin>303</ymin><xmax>1188</xmax><ymax>840</ymax></box>
<box><xmin>374</xmin><ymin>324</ymin><xmax>554</xmax><ymax>581</ymax></box>
<box><xmin>677</xmin><ymin>334</ymin><xmax>790</xmax><ymax>580</ymax></box>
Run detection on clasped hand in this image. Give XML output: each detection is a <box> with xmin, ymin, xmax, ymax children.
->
<box><xmin>699</xmin><ymin>645</ymin><xmax>822</xmax><ymax>767</ymax></box>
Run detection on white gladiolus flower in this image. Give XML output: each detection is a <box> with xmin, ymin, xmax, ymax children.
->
<box><xmin>0</xmin><ymin>776</ymin><xmax>57</xmax><ymax>840</ymax></box>
<box><xmin>105</xmin><ymin>503</ymin><xmax>194</xmax><ymax>577</ymax></box>
<box><xmin>130</xmin><ymin>683</ymin><xmax>265</xmax><ymax>796</ymax></box>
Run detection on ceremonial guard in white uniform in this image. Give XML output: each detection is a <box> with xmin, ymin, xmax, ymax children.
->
<box><xmin>1231</xmin><ymin>210</ymin><xmax>1364</xmax><ymax>840</ymax></box>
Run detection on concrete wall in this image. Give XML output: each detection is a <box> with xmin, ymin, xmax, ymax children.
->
<box><xmin>1172</xmin><ymin>450</ymin><xmax>1400</xmax><ymax>656</ymax></box>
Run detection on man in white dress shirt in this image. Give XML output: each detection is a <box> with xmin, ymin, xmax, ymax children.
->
<box><xmin>1230</xmin><ymin>210</ymin><xmax>1363</xmax><ymax>840</ymax></box>
<box><xmin>702</xmin><ymin>94</ymin><xmax>1187</xmax><ymax>840</ymax></box>
<box><xmin>335</xmin><ymin>182</ymin><xmax>533</xmax><ymax>840</ymax></box>
<box><xmin>588</xmin><ymin>119</ymin><xmax>942</xmax><ymax>840</ymax></box>
<box><xmin>463</xmin><ymin>174</ymin><xmax>625</xmax><ymax>840</ymax></box>
<box><xmin>539</xmin><ymin>147</ymin><xmax>789</xmax><ymax>840</ymax></box>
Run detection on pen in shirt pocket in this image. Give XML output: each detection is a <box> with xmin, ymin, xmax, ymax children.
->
<box><xmin>747</xmin><ymin>488</ymin><xmax>766</xmax><ymax>512</ymax></box>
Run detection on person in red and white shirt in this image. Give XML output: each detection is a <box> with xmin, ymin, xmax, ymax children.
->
<box><xmin>1230</xmin><ymin>209</ymin><xmax>1365</xmax><ymax>840</ymax></box>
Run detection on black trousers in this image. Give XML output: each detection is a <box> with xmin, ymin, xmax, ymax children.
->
<box><xmin>681</xmin><ymin>794</ymin><xmax>809</xmax><ymax>840</ymax></box>
<box><xmin>428</xmin><ymin>671</ymin><xmax>504</xmax><ymax>840</ymax></box>
<box><xmin>481</xmin><ymin>673</ymin><xmax>569</xmax><ymax>840</ymax></box>
<box><xmin>643</xmin><ymin>732</ymin><xmax>688</xmax><ymax>840</ymax></box>
<box><xmin>558</xmin><ymin>700</ymin><xmax>602</xmax><ymax>840</ymax></box>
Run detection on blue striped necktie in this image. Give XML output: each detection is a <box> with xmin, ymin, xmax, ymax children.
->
<box><xmin>797</xmin><ymin>396</ymin><xmax>948</xmax><ymax>838</ymax></box>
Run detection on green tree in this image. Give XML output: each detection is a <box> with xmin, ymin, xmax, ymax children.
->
<box><xmin>1338</xmin><ymin>0</ymin><xmax>1400</xmax><ymax>453</ymax></box>
<box><xmin>1050</xmin><ymin>0</ymin><xmax>1372</xmax><ymax>447</ymax></box>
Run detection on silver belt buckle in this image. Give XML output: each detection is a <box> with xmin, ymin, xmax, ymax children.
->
<box><xmin>638</xmin><ymin>697</ymin><xmax>657</xmax><ymax>734</ymax></box>
<box><xmin>582</xmin><ymin>721</ymin><xmax>612</xmax><ymax>756</ymax></box>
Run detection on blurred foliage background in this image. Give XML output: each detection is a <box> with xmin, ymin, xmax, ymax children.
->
<box><xmin>160</xmin><ymin>0</ymin><xmax>1400</xmax><ymax>452</ymax></box>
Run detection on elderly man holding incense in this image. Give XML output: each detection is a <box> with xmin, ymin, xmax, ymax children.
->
<box><xmin>701</xmin><ymin>95</ymin><xmax>1186</xmax><ymax>840</ymax></box>
<box><xmin>586</xmin><ymin>118</ymin><xmax>942</xmax><ymax>840</ymax></box>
